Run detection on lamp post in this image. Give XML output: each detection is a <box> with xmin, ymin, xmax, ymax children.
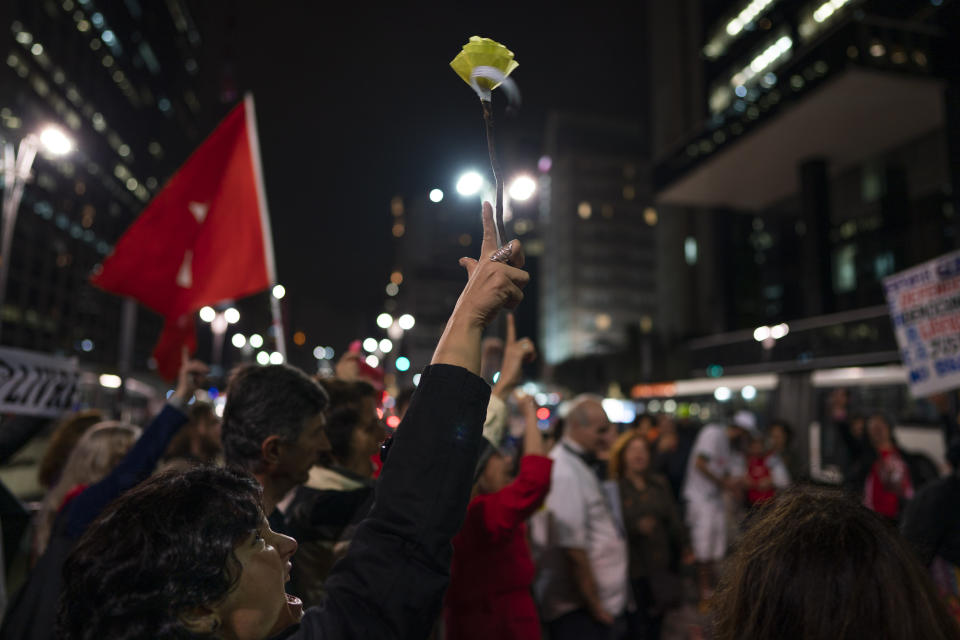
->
<box><xmin>200</xmin><ymin>305</ymin><xmax>240</xmax><ymax>370</ymax></box>
<box><xmin>0</xmin><ymin>126</ymin><xmax>73</xmax><ymax>342</ymax></box>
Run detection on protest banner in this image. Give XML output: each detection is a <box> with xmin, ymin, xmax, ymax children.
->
<box><xmin>0</xmin><ymin>346</ymin><xmax>79</xmax><ymax>417</ymax></box>
<box><xmin>883</xmin><ymin>249</ymin><xmax>960</xmax><ymax>397</ymax></box>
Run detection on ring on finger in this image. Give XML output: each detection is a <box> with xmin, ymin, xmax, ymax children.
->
<box><xmin>489</xmin><ymin>241</ymin><xmax>514</xmax><ymax>264</ymax></box>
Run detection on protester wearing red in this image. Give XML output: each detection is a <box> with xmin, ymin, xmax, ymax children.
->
<box><xmin>863</xmin><ymin>414</ymin><xmax>914</xmax><ymax>521</ymax></box>
<box><xmin>445</xmin><ymin>392</ymin><xmax>551</xmax><ymax>640</ymax></box>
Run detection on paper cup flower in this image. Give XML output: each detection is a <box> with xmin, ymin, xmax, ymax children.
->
<box><xmin>450</xmin><ymin>36</ymin><xmax>520</xmax><ymax>249</ymax></box>
<box><xmin>450</xmin><ymin>36</ymin><xmax>519</xmax><ymax>102</ymax></box>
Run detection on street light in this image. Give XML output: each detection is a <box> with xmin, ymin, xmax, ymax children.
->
<box><xmin>429</xmin><ymin>188</ymin><xmax>444</xmax><ymax>203</ymax></box>
<box><xmin>362</xmin><ymin>337</ymin><xmax>378</xmax><ymax>353</ymax></box>
<box><xmin>231</xmin><ymin>333</ymin><xmax>246</xmax><ymax>348</ymax></box>
<box><xmin>249</xmin><ymin>334</ymin><xmax>264</xmax><ymax>349</ymax></box>
<box><xmin>272</xmin><ymin>284</ymin><xmax>286</xmax><ymax>300</ymax></box>
<box><xmin>376</xmin><ymin>313</ymin><xmax>393</xmax><ymax>329</ymax></box>
<box><xmin>456</xmin><ymin>171</ymin><xmax>483</xmax><ymax>197</ymax></box>
<box><xmin>398</xmin><ymin>314</ymin><xmax>415</xmax><ymax>330</ymax></box>
<box><xmin>39</xmin><ymin>127</ymin><xmax>73</xmax><ymax>155</ymax></box>
<box><xmin>379</xmin><ymin>338</ymin><xmax>393</xmax><ymax>353</ymax></box>
<box><xmin>199</xmin><ymin>306</ymin><xmax>217</xmax><ymax>323</ymax></box>
<box><xmin>224</xmin><ymin>307</ymin><xmax>240</xmax><ymax>324</ymax></box>
<box><xmin>507</xmin><ymin>175</ymin><xmax>537</xmax><ymax>201</ymax></box>
<box><xmin>0</xmin><ymin>125</ymin><xmax>74</xmax><ymax>341</ymax></box>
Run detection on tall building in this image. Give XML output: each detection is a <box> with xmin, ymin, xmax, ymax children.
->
<box><xmin>0</xmin><ymin>0</ymin><xmax>219</xmax><ymax>375</ymax></box>
<box><xmin>650</xmin><ymin>0</ymin><xmax>960</xmax><ymax>450</ymax></box>
<box><xmin>538</xmin><ymin>112</ymin><xmax>656</xmax><ymax>386</ymax></box>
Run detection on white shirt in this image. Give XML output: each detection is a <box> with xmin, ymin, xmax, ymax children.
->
<box><xmin>683</xmin><ymin>423</ymin><xmax>732</xmax><ymax>506</ymax></box>
<box><xmin>534</xmin><ymin>438</ymin><xmax>629</xmax><ymax>621</ymax></box>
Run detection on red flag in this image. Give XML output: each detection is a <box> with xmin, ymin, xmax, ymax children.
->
<box><xmin>92</xmin><ymin>95</ymin><xmax>276</xmax><ymax>379</ymax></box>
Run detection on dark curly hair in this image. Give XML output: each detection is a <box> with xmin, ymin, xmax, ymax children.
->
<box><xmin>57</xmin><ymin>467</ymin><xmax>263</xmax><ymax>640</ymax></box>
<box><xmin>222</xmin><ymin>364</ymin><xmax>328</xmax><ymax>472</ymax></box>
<box><xmin>713</xmin><ymin>487</ymin><xmax>960</xmax><ymax>640</ymax></box>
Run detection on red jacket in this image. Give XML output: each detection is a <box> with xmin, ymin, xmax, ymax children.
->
<box><xmin>444</xmin><ymin>455</ymin><xmax>553</xmax><ymax>640</ymax></box>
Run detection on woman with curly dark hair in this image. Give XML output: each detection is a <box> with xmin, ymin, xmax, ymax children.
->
<box><xmin>58</xmin><ymin>466</ymin><xmax>280</xmax><ymax>639</ymax></box>
<box><xmin>712</xmin><ymin>487</ymin><xmax>960</xmax><ymax>640</ymax></box>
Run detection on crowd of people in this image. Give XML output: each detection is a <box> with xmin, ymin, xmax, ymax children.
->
<box><xmin>0</xmin><ymin>203</ymin><xmax>957</xmax><ymax>639</ymax></box>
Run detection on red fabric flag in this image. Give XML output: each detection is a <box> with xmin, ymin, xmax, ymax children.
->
<box><xmin>92</xmin><ymin>95</ymin><xmax>276</xmax><ymax>379</ymax></box>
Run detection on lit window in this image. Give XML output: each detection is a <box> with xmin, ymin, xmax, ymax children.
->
<box><xmin>874</xmin><ymin>252</ymin><xmax>895</xmax><ymax>279</ymax></box>
<box><xmin>833</xmin><ymin>245</ymin><xmax>857</xmax><ymax>293</ymax></box>
<box><xmin>684</xmin><ymin>237</ymin><xmax>698</xmax><ymax>265</ymax></box>
<box><xmin>640</xmin><ymin>315</ymin><xmax>653</xmax><ymax>333</ymax></box>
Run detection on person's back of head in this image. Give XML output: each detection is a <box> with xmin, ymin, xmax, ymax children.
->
<box><xmin>38</xmin><ymin>409</ymin><xmax>105</xmax><ymax>489</ymax></box>
<box><xmin>222</xmin><ymin>364</ymin><xmax>328</xmax><ymax>473</ymax></box>
<box><xmin>36</xmin><ymin>421</ymin><xmax>140</xmax><ymax>555</ymax></box>
<box><xmin>713</xmin><ymin>487</ymin><xmax>960</xmax><ymax>640</ymax></box>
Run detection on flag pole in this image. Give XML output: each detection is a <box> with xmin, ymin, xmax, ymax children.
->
<box><xmin>243</xmin><ymin>93</ymin><xmax>286</xmax><ymax>359</ymax></box>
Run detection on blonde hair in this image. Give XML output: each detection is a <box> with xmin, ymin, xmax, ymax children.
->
<box><xmin>37</xmin><ymin>409</ymin><xmax>104</xmax><ymax>489</ymax></box>
<box><xmin>607</xmin><ymin>430</ymin><xmax>650</xmax><ymax>481</ymax></box>
<box><xmin>34</xmin><ymin>421</ymin><xmax>140</xmax><ymax>557</ymax></box>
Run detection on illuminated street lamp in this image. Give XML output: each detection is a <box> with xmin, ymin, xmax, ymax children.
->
<box><xmin>507</xmin><ymin>175</ymin><xmax>536</xmax><ymax>201</ymax></box>
<box><xmin>456</xmin><ymin>171</ymin><xmax>483</xmax><ymax>197</ymax></box>
<box><xmin>200</xmin><ymin>305</ymin><xmax>240</xmax><ymax>368</ymax></box>
<box><xmin>0</xmin><ymin>125</ymin><xmax>74</xmax><ymax>340</ymax></box>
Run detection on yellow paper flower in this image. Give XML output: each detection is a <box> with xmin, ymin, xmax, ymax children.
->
<box><xmin>450</xmin><ymin>36</ymin><xmax>519</xmax><ymax>98</ymax></box>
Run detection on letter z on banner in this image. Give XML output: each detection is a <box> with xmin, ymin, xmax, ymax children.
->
<box><xmin>883</xmin><ymin>249</ymin><xmax>960</xmax><ymax>398</ymax></box>
<box><xmin>0</xmin><ymin>347</ymin><xmax>80</xmax><ymax>417</ymax></box>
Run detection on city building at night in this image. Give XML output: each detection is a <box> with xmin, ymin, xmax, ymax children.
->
<box><xmin>538</xmin><ymin>112</ymin><xmax>656</xmax><ymax>378</ymax></box>
<box><xmin>0</xmin><ymin>0</ymin><xmax>219</xmax><ymax>379</ymax></box>
<box><xmin>649</xmin><ymin>0</ymin><xmax>960</xmax><ymax>461</ymax></box>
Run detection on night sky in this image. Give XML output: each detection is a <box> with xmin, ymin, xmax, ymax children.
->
<box><xmin>193</xmin><ymin>3</ymin><xmax>649</xmax><ymax>357</ymax></box>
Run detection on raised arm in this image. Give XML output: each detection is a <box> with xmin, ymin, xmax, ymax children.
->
<box><xmin>313</xmin><ymin>202</ymin><xmax>529</xmax><ymax>639</ymax></box>
<box><xmin>65</xmin><ymin>355</ymin><xmax>207</xmax><ymax>538</ymax></box>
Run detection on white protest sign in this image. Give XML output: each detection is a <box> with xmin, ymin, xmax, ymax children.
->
<box><xmin>0</xmin><ymin>347</ymin><xmax>80</xmax><ymax>417</ymax></box>
<box><xmin>883</xmin><ymin>249</ymin><xmax>960</xmax><ymax>398</ymax></box>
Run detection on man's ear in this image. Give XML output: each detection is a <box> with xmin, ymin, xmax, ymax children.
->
<box><xmin>261</xmin><ymin>434</ymin><xmax>284</xmax><ymax>469</ymax></box>
<box><xmin>178</xmin><ymin>606</ymin><xmax>221</xmax><ymax>635</ymax></box>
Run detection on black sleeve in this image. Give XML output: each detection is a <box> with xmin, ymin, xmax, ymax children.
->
<box><xmin>901</xmin><ymin>481</ymin><xmax>949</xmax><ymax>567</ymax></box>
<box><xmin>291</xmin><ymin>364</ymin><xmax>489</xmax><ymax>640</ymax></box>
